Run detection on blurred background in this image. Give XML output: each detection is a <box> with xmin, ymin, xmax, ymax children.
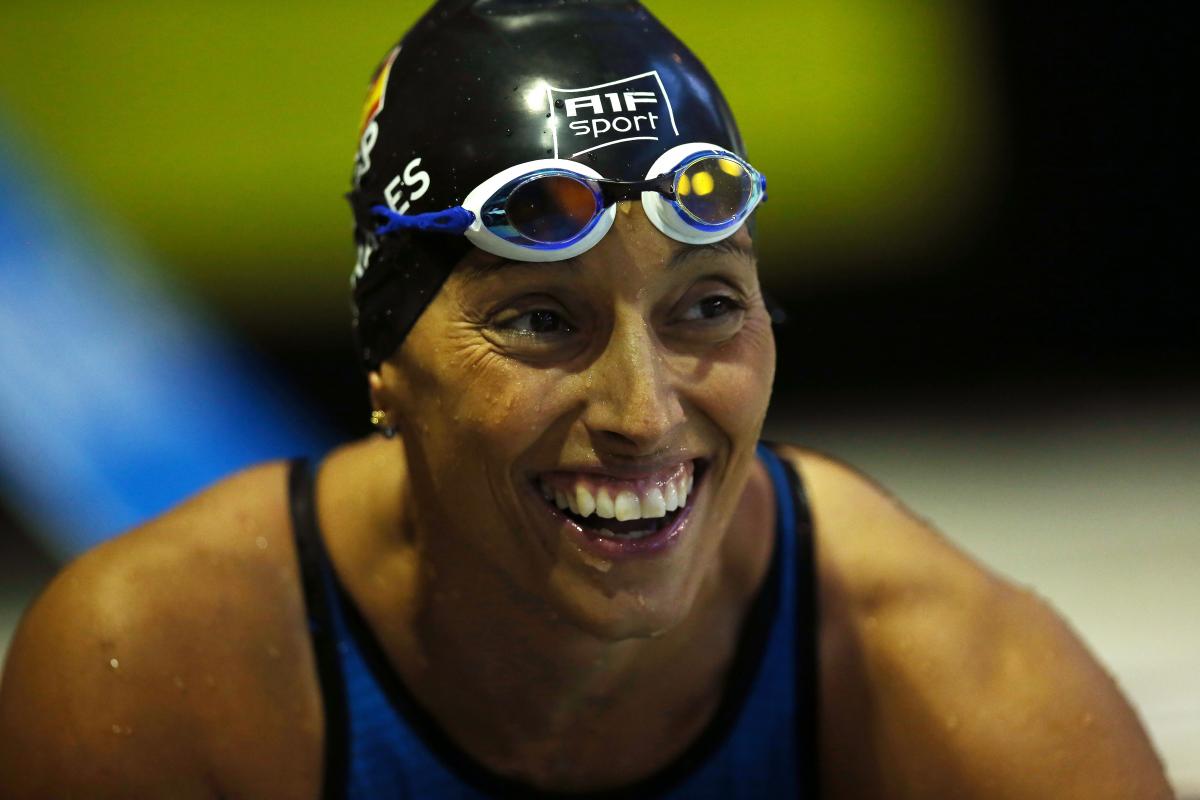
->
<box><xmin>0</xmin><ymin>0</ymin><xmax>1194</xmax><ymax>792</ymax></box>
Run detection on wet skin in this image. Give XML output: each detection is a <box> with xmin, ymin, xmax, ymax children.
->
<box><xmin>370</xmin><ymin>201</ymin><xmax>775</xmax><ymax>640</ymax></box>
<box><xmin>352</xmin><ymin>202</ymin><xmax>779</xmax><ymax>784</ymax></box>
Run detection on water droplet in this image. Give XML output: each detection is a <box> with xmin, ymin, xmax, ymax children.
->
<box><xmin>111</xmin><ymin>723</ymin><xmax>122</xmax><ymax>734</ymax></box>
<box><xmin>553</xmin><ymin>98</ymin><xmax>564</xmax><ymax>108</ymax></box>
<box><xmin>505</xmin><ymin>129</ymin><xmax>512</xmax><ymax>137</ymax></box>
<box><xmin>578</xmin><ymin>550</ymin><xmax>612</xmax><ymax>573</ymax></box>
<box><xmin>173</xmin><ymin>675</ymin><xmax>186</xmax><ymax>690</ymax></box>
<box><xmin>255</xmin><ymin>536</ymin><xmax>268</xmax><ymax>550</ymax></box>
<box><xmin>1081</xmin><ymin>712</ymin><xmax>1095</xmax><ymax>727</ymax></box>
<box><xmin>109</xmin><ymin>658</ymin><xmax>119</xmax><ymax>670</ymax></box>
<box><xmin>545</xmin><ymin>112</ymin><xmax>551</xmax><ymax>118</ymax></box>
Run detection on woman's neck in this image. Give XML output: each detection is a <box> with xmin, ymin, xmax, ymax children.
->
<box><xmin>319</xmin><ymin>436</ymin><xmax>774</xmax><ymax>789</ymax></box>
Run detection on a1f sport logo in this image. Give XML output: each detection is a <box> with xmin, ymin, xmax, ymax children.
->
<box><xmin>546</xmin><ymin>71</ymin><xmax>680</xmax><ymax>158</ymax></box>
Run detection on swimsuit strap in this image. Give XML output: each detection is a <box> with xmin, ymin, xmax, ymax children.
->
<box><xmin>287</xmin><ymin>457</ymin><xmax>350</xmax><ymax>800</ymax></box>
<box><xmin>759</xmin><ymin>441</ymin><xmax>820</xmax><ymax>797</ymax></box>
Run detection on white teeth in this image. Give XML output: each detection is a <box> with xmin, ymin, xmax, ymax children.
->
<box><xmin>575</xmin><ymin>485</ymin><xmax>596</xmax><ymax>517</ymax></box>
<box><xmin>614</xmin><ymin>490</ymin><xmax>641</xmax><ymax>521</ymax></box>
<box><xmin>541</xmin><ymin>464</ymin><xmax>696</xmax><ymax>522</ymax></box>
<box><xmin>664</xmin><ymin>481</ymin><xmax>679</xmax><ymax>512</ymax></box>
<box><xmin>595</xmin><ymin>487</ymin><xmax>616</xmax><ymax>519</ymax></box>
<box><xmin>642</xmin><ymin>487</ymin><xmax>667</xmax><ymax>518</ymax></box>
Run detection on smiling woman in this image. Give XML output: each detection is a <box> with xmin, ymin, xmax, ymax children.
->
<box><xmin>377</xmin><ymin>209</ymin><xmax>775</xmax><ymax>652</ymax></box>
<box><xmin>0</xmin><ymin>1</ymin><xmax>1174</xmax><ymax>798</ymax></box>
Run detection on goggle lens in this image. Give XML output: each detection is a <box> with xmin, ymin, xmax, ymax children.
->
<box><xmin>675</xmin><ymin>156</ymin><xmax>753</xmax><ymax>226</ymax></box>
<box><xmin>505</xmin><ymin>175</ymin><xmax>599</xmax><ymax>244</ymax></box>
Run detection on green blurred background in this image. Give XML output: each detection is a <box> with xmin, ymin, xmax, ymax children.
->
<box><xmin>0</xmin><ymin>1</ymin><xmax>994</xmax><ymax>330</ymax></box>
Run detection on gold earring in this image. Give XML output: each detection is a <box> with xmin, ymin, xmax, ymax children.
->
<box><xmin>370</xmin><ymin>409</ymin><xmax>396</xmax><ymax>438</ymax></box>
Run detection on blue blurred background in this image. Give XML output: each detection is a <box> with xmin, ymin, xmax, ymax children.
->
<box><xmin>1</xmin><ymin>1</ymin><xmax>1194</xmax><ymax>791</ymax></box>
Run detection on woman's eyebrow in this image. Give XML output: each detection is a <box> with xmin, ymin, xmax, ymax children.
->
<box><xmin>667</xmin><ymin>239</ymin><xmax>756</xmax><ymax>270</ymax></box>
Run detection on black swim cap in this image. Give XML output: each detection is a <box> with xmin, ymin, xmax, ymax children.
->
<box><xmin>348</xmin><ymin>0</ymin><xmax>747</xmax><ymax>371</ymax></box>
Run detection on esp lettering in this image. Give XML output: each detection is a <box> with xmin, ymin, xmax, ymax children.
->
<box><xmin>383</xmin><ymin>157</ymin><xmax>432</xmax><ymax>214</ymax></box>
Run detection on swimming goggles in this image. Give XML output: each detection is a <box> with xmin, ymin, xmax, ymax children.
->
<box><xmin>371</xmin><ymin>142</ymin><xmax>766</xmax><ymax>262</ymax></box>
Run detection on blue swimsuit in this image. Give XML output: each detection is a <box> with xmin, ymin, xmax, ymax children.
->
<box><xmin>289</xmin><ymin>442</ymin><xmax>818</xmax><ymax>798</ymax></box>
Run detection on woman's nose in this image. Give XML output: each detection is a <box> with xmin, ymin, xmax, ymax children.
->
<box><xmin>580</xmin><ymin>313</ymin><xmax>685</xmax><ymax>453</ymax></box>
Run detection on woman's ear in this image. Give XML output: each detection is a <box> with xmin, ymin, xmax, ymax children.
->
<box><xmin>367</xmin><ymin>369</ymin><xmax>388</xmax><ymax>413</ymax></box>
<box><xmin>367</xmin><ymin>370</ymin><xmax>399</xmax><ymax>438</ymax></box>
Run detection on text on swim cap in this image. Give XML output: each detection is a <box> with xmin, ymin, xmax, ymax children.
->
<box><xmin>547</xmin><ymin>71</ymin><xmax>680</xmax><ymax>159</ymax></box>
<box><xmin>384</xmin><ymin>158</ymin><xmax>431</xmax><ymax>216</ymax></box>
<box><xmin>353</xmin><ymin>121</ymin><xmax>379</xmax><ymax>187</ymax></box>
<box><xmin>565</xmin><ymin>91</ymin><xmax>660</xmax><ymax>142</ymax></box>
<box><xmin>563</xmin><ymin>91</ymin><xmax>658</xmax><ymax>117</ymax></box>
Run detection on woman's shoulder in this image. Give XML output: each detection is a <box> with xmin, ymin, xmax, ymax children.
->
<box><xmin>769</xmin><ymin>442</ymin><xmax>1171</xmax><ymax>798</ymax></box>
<box><xmin>33</xmin><ymin>459</ymin><xmax>303</xmax><ymax>630</ymax></box>
<box><xmin>0</xmin><ymin>460</ymin><xmax>323</xmax><ymax>798</ymax></box>
<box><xmin>770</xmin><ymin>442</ymin><xmax>992</xmax><ymax>602</ymax></box>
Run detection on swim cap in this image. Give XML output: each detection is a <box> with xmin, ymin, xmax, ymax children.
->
<box><xmin>348</xmin><ymin>0</ymin><xmax>748</xmax><ymax>371</ymax></box>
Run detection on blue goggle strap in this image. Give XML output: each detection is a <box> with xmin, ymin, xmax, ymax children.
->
<box><xmin>371</xmin><ymin>205</ymin><xmax>476</xmax><ymax>236</ymax></box>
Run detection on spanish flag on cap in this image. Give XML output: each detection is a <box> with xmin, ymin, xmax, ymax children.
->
<box><xmin>359</xmin><ymin>46</ymin><xmax>401</xmax><ymax>139</ymax></box>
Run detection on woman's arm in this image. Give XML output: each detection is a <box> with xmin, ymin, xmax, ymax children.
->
<box><xmin>0</xmin><ymin>462</ymin><xmax>323</xmax><ymax>799</ymax></box>
<box><xmin>0</xmin><ymin>540</ymin><xmax>218</xmax><ymax>798</ymax></box>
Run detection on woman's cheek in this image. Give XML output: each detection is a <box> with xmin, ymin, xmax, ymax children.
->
<box><xmin>691</xmin><ymin>320</ymin><xmax>776</xmax><ymax>436</ymax></box>
<box><xmin>444</xmin><ymin>356</ymin><xmax>571</xmax><ymax>451</ymax></box>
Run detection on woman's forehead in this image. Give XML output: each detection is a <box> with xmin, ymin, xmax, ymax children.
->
<box><xmin>452</xmin><ymin>213</ymin><xmax>756</xmax><ymax>285</ymax></box>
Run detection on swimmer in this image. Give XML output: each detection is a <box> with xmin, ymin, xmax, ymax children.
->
<box><xmin>0</xmin><ymin>1</ymin><xmax>1173</xmax><ymax>797</ymax></box>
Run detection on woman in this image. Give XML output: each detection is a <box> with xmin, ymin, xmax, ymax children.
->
<box><xmin>0</xmin><ymin>1</ymin><xmax>1172</xmax><ymax>797</ymax></box>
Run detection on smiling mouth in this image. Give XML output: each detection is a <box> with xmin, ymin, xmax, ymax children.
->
<box><xmin>532</xmin><ymin>460</ymin><xmax>707</xmax><ymax>543</ymax></box>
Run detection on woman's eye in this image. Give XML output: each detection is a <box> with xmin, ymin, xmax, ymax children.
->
<box><xmin>497</xmin><ymin>309</ymin><xmax>574</xmax><ymax>336</ymax></box>
<box><xmin>681</xmin><ymin>294</ymin><xmax>745</xmax><ymax>322</ymax></box>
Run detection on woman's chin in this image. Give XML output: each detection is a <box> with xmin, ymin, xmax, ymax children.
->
<box><xmin>544</xmin><ymin>569</ymin><xmax>702</xmax><ymax>642</ymax></box>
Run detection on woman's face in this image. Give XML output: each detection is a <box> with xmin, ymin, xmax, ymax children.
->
<box><xmin>374</xmin><ymin>204</ymin><xmax>776</xmax><ymax>640</ymax></box>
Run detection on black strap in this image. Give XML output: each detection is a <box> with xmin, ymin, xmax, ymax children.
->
<box><xmin>771</xmin><ymin>447</ymin><xmax>820</xmax><ymax>799</ymax></box>
<box><xmin>287</xmin><ymin>458</ymin><xmax>349</xmax><ymax>800</ymax></box>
